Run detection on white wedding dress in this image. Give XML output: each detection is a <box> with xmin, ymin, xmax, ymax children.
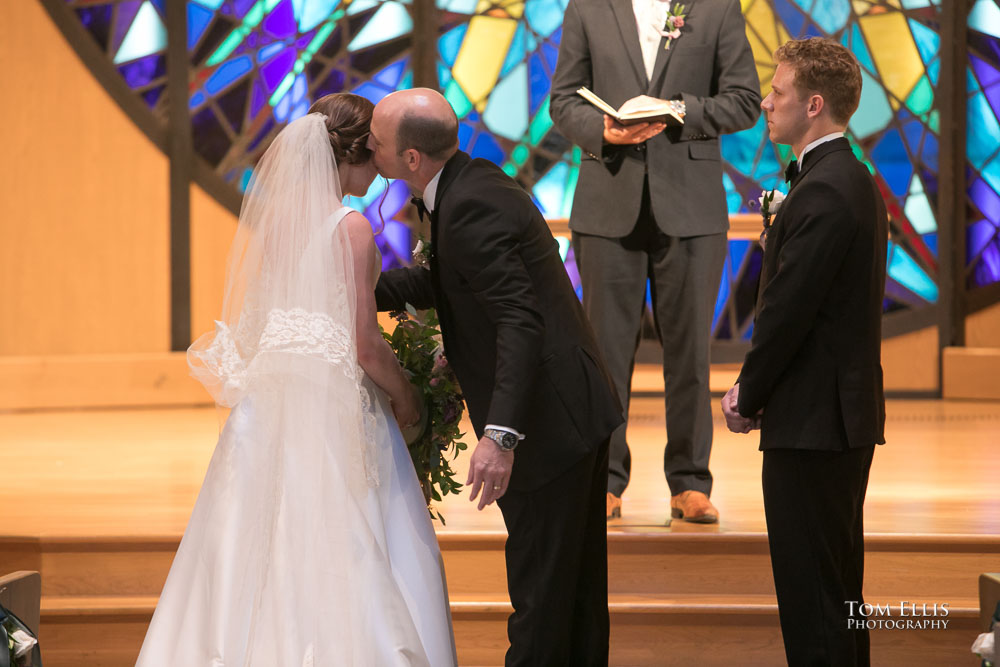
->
<box><xmin>136</xmin><ymin>114</ymin><xmax>456</xmax><ymax>667</ymax></box>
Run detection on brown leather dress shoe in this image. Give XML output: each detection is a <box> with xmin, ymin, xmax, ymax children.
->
<box><xmin>607</xmin><ymin>492</ymin><xmax>622</xmax><ymax>520</ymax></box>
<box><xmin>670</xmin><ymin>490</ymin><xmax>718</xmax><ymax>524</ymax></box>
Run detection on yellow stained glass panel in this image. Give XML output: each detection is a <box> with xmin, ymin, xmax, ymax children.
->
<box><xmin>743</xmin><ymin>0</ymin><xmax>790</xmax><ymax>96</ymax></box>
<box><xmin>452</xmin><ymin>16</ymin><xmax>518</xmax><ymax>105</ymax></box>
<box><xmin>860</xmin><ymin>12</ymin><xmax>923</xmax><ymax>102</ymax></box>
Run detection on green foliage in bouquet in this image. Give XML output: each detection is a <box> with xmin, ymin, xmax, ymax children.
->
<box><xmin>382</xmin><ymin>305</ymin><xmax>468</xmax><ymax>523</ymax></box>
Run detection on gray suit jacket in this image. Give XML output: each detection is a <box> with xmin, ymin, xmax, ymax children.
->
<box><xmin>550</xmin><ymin>0</ymin><xmax>761</xmax><ymax>238</ymax></box>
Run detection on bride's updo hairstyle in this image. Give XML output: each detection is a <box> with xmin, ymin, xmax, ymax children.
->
<box><xmin>308</xmin><ymin>93</ymin><xmax>374</xmax><ymax>165</ymax></box>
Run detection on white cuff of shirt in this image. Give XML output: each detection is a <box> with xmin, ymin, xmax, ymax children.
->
<box><xmin>485</xmin><ymin>424</ymin><xmax>525</xmax><ymax>440</ymax></box>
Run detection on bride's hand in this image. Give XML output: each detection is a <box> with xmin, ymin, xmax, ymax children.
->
<box><xmin>391</xmin><ymin>383</ymin><xmax>421</xmax><ymax>429</ymax></box>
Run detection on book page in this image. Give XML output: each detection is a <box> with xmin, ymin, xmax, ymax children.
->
<box><xmin>618</xmin><ymin>95</ymin><xmax>670</xmax><ymax>115</ymax></box>
<box><xmin>576</xmin><ymin>87</ymin><xmax>619</xmax><ymax>117</ymax></box>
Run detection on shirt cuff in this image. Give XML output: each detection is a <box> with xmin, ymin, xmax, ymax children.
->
<box><xmin>485</xmin><ymin>424</ymin><xmax>525</xmax><ymax>440</ymax></box>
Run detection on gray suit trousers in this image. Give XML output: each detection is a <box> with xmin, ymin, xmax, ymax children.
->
<box><xmin>572</xmin><ymin>179</ymin><xmax>726</xmax><ymax>497</ymax></box>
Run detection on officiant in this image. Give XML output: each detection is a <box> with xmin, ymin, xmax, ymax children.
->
<box><xmin>550</xmin><ymin>0</ymin><xmax>760</xmax><ymax>522</ymax></box>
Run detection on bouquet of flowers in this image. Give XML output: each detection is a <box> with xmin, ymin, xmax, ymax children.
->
<box><xmin>1</xmin><ymin>603</ymin><xmax>40</xmax><ymax>667</ymax></box>
<box><xmin>382</xmin><ymin>305</ymin><xmax>467</xmax><ymax>523</ymax></box>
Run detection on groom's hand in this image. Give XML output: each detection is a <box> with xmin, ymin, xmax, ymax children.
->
<box><xmin>721</xmin><ymin>383</ymin><xmax>757</xmax><ymax>434</ymax></box>
<box><xmin>467</xmin><ymin>437</ymin><xmax>514</xmax><ymax>511</ymax></box>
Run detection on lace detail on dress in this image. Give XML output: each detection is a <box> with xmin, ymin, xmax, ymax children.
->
<box><xmin>189</xmin><ymin>306</ymin><xmax>379</xmax><ymax>488</ymax></box>
<box><xmin>358</xmin><ymin>382</ymin><xmax>380</xmax><ymax>487</ymax></box>
<box><xmin>257</xmin><ymin>307</ymin><xmax>354</xmax><ymax>371</ymax></box>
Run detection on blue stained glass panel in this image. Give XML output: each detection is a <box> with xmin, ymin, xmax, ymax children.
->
<box><xmin>871</xmin><ymin>129</ymin><xmax>913</xmax><ymax>197</ymax></box>
<box><xmin>887</xmin><ymin>242</ymin><xmax>938</xmax><ymax>302</ymax></box>
<box><xmin>973</xmin><ymin>241</ymin><xmax>1000</xmax><ymax>286</ymax></box>
<box><xmin>909</xmin><ymin>19</ymin><xmax>940</xmax><ymax>65</ymax></box>
<box><xmin>848</xmin><ymin>24</ymin><xmax>877</xmax><ymax>76</ymax></box>
<box><xmin>528</xmin><ymin>53</ymin><xmax>550</xmax><ymax>116</ymax></box>
<box><xmin>205</xmin><ymin>55</ymin><xmax>253</xmax><ymax>94</ymax></box>
<box><xmin>983</xmin><ymin>155</ymin><xmax>1000</xmax><ymax>194</ymax></box>
<box><xmin>500</xmin><ymin>24</ymin><xmax>526</xmax><ymax>78</ymax></box>
<box><xmin>525</xmin><ymin>0</ymin><xmax>565</xmax><ymax>38</ymax></box>
<box><xmin>118</xmin><ymin>53</ymin><xmax>165</xmax><ymax>88</ymax></box>
<box><xmin>971</xmin><ymin>178</ymin><xmax>1000</xmax><ymax>225</ymax></box>
<box><xmin>772</xmin><ymin>0</ymin><xmax>804</xmax><ymax>37</ymax></box>
<box><xmin>187</xmin><ymin>2</ymin><xmax>215</xmax><ymax>48</ymax></box>
<box><xmin>468</xmin><ymin>132</ymin><xmax>506</xmax><ymax>166</ymax></box>
<box><xmin>967</xmin><ymin>95</ymin><xmax>1000</xmax><ymax>170</ymax></box>
<box><xmin>922</xmin><ymin>232</ymin><xmax>938</xmax><ymax>255</ymax></box>
<box><xmin>971</xmin><ymin>54</ymin><xmax>1000</xmax><ymax>89</ymax></box>
<box><xmin>851</xmin><ymin>69</ymin><xmax>892</xmax><ymax>139</ymax></box>
<box><xmin>258</xmin><ymin>42</ymin><xmax>285</xmax><ymax>62</ymax></box>
<box><xmin>484</xmin><ymin>64</ymin><xmax>529</xmax><ymax>140</ymax></box>
<box><xmin>249</xmin><ymin>80</ymin><xmax>267</xmax><ymax>116</ymax></box>
<box><xmin>374</xmin><ymin>59</ymin><xmax>407</xmax><ymax>87</ymax></box>
<box><xmin>794</xmin><ymin>0</ymin><xmax>848</xmax><ymax>35</ymax></box>
<box><xmin>439</xmin><ymin>25</ymin><xmax>467</xmax><ymax>67</ymax></box>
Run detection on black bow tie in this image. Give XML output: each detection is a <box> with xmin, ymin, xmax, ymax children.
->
<box><xmin>784</xmin><ymin>159</ymin><xmax>799</xmax><ymax>183</ymax></box>
<box><xmin>411</xmin><ymin>196</ymin><xmax>428</xmax><ymax>222</ymax></box>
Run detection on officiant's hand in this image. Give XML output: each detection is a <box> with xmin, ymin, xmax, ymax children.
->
<box><xmin>721</xmin><ymin>383</ymin><xmax>759</xmax><ymax>434</ymax></box>
<box><xmin>603</xmin><ymin>115</ymin><xmax>666</xmax><ymax>145</ymax></box>
<box><xmin>467</xmin><ymin>437</ymin><xmax>514</xmax><ymax>510</ymax></box>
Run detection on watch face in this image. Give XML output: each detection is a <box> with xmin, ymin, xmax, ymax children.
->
<box><xmin>500</xmin><ymin>432</ymin><xmax>518</xmax><ymax>449</ymax></box>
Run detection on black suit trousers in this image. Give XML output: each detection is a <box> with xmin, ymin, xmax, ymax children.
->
<box><xmin>762</xmin><ymin>445</ymin><xmax>876</xmax><ymax>667</ymax></box>
<box><xmin>497</xmin><ymin>438</ymin><xmax>610</xmax><ymax>666</ymax></box>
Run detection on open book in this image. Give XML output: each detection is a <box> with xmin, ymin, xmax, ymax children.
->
<box><xmin>576</xmin><ymin>87</ymin><xmax>685</xmax><ymax>126</ymax></box>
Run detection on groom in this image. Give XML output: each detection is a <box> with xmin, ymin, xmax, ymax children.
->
<box><xmin>722</xmin><ymin>38</ymin><xmax>887</xmax><ymax>666</ymax></box>
<box><xmin>369</xmin><ymin>88</ymin><xmax>623</xmax><ymax>666</ymax></box>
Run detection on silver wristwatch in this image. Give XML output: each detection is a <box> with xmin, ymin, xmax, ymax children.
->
<box><xmin>484</xmin><ymin>428</ymin><xmax>519</xmax><ymax>451</ymax></box>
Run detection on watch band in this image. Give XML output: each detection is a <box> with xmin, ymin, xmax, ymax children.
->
<box><xmin>484</xmin><ymin>428</ymin><xmax>519</xmax><ymax>451</ymax></box>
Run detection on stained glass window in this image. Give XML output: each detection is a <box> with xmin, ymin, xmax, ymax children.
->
<box><xmin>714</xmin><ymin>0</ymin><xmax>945</xmax><ymax>344</ymax></box>
<box><xmin>65</xmin><ymin>0</ymin><xmax>419</xmax><ymax>269</ymax></box>
<box><xmin>967</xmin><ymin>0</ymin><xmax>1000</xmax><ymax>290</ymax></box>
<box><xmin>56</xmin><ymin>0</ymin><xmax>1000</xmax><ymax>339</ymax></box>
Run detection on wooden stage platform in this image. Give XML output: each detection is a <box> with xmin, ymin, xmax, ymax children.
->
<box><xmin>2</xmin><ymin>397</ymin><xmax>999</xmax><ymax>665</ymax></box>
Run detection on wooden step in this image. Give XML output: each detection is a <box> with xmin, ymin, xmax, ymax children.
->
<box><xmin>37</xmin><ymin>594</ymin><xmax>981</xmax><ymax>667</ymax></box>
<box><xmin>441</xmin><ymin>531</ymin><xmax>1000</xmax><ymax>601</ymax></box>
<box><xmin>8</xmin><ymin>532</ymin><xmax>998</xmax><ymax>603</ymax></box>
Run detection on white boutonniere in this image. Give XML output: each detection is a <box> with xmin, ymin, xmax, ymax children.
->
<box><xmin>412</xmin><ymin>238</ymin><xmax>430</xmax><ymax>269</ymax></box>
<box><xmin>659</xmin><ymin>4</ymin><xmax>687</xmax><ymax>50</ymax></box>
<box><xmin>754</xmin><ymin>189</ymin><xmax>786</xmax><ymax>250</ymax></box>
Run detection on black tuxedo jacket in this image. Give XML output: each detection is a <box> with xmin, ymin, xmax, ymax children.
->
<box><xmin>737</xmin><ymin>138</ymin><xmax>887</xmax><ymax>451</ymax></box>
<box><xmin>376</xmin><ymin>151</ymin><xmax>623</xmax><ymax>491</ymax></box>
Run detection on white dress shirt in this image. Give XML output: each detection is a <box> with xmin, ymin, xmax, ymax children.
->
<box><xmin>633</xmin><ymin>0</ymin><xmax>672</xmax><ymax>81</ymax></box>
<box><xmin>422</xmin><ymin>167</ymin><xmax>444</xmax><ymax>212</ymax></box>
<box><xmin>798</xmin><ymin>131</ymin><xmax>845</xmax><ymax>166</ymax></box>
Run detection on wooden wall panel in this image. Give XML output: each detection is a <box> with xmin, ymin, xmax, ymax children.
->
<box><xmin>189</xmin><ymin>184</ymin><xmax>237</xmax><ymax>343</ymax></box>
<box><xmin>0</xmin><ymin>1</ymin><xmax>169</xmax><ymax>355</ymax></box>
<box><xmin>967</xmin><ymin>301</ymin><xmax>1000</xmax><ymax>349</ymax></box>
<box><xmin>881</xmin><ymin>326</ymin><xmax>939</xmax><ymax>393</ymax></box>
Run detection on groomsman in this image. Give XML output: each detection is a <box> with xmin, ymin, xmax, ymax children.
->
<box><xmin>722</xmin><ymin>38</ymin><xmax>887</xmax><ymax>666</ymax></box>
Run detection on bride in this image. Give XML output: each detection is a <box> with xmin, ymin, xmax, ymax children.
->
<box><xmin>136</xmin><ymin>93</ymin><xmax>457</xmax><ymax>666</ymax></box>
